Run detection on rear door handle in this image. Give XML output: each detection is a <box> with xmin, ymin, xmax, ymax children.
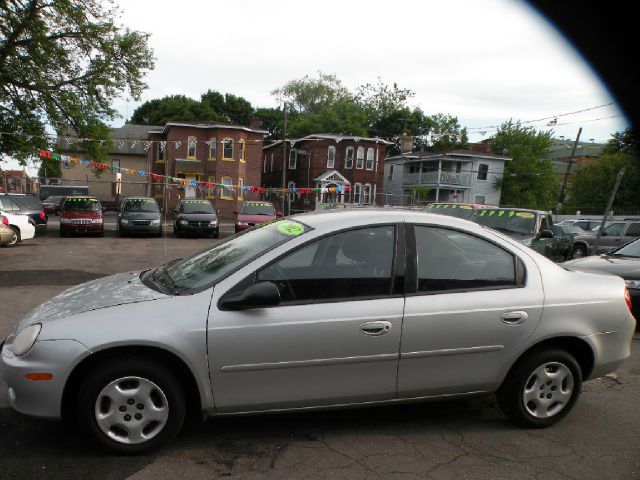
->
<box><xmin>500</xmin><ymin>311</ymin><xmax>528</xmax><ymax>324</ymax></box>
<box><xmin>360</xmin><ymin>321</ymin><xmax>392</xmax><ymax>336</ymax></box>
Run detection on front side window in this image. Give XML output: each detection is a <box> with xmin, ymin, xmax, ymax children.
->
<box><xmin>257</xmin><ymin>226</ymin><xmax>396</xmax><ymax>303</ymax></box>
<box><xmin>356</xmin><ymin>147</ymin><xmax>364</xmax><ymax>169</ymax></box>
<box><xmin>366</xmin><ymin>148</ymin><xmax>374</xmax><ymax>170</ymax></box>
<box><xmin>289</xmin><ymin>149</ymin><xmax>297</xmax><ymax>169</ymax></box>
<box><xmin>603</xmin><ymin>222</ymin><xmax>624</xmax><ymax>237</ymax></box>
<box><xmin>625</xmin><ymin>223</ymin><xmax>640</xmax><ymax>237</ymax></box>
<box><xmin>477</xmin><ymin>163</ymin><xmax>489</xmax><ymax>181</ymax></box>
<box><xmin>345</xmin><ymin>147</ymin><xmax>354</xmax><ymax>169</ymax></box>
<box><xmin>414</xmin><ymin>226</ymin><xmax>517</xmax><ymax>293</ymax></box>
<box><xmin>327</xmin><ymin>146</ymin><xmax>336</xmax><ymax>168</ymax></box>
<box><xmin>223</xmin><ymin>139</ymin><xmax>234</xmax><ymax>160</ymax></box>
<box><xmin>162</xmin><ymin>219</ymin><xmax>312</xmax><ymax>293</ymax></box>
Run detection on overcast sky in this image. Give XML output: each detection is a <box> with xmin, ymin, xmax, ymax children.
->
<box><xmin>111</xmin><ymin>0</ymin><xmax>626</xmax><ymax>144</ymax></box>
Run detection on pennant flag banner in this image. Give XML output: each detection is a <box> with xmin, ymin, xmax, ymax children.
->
<box><xmin>38</xmin><ymin>150</ymin><xmax>352</xmax><ymax>195</ymax></box>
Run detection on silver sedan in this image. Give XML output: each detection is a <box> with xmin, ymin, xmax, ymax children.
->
<box><xmin>1</xmin><ymin>210</ymin><xmax>636</xmax><ymax>454</ymax></box>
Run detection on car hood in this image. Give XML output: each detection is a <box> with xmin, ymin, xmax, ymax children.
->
<box><xmin>237</xmin><ymin>214</ymin><xmax>275</xmax><ymax>224</ymax></box>
<box><xmin>16</xmin><ymin>271</ymin><xmax>169</xmax><ymax>332</ymax></box>
<box><xmin>564</xmin><ymin>255</ymin><xmax>640</xmax><ymax>279</ymax></box>
<box><xmin>121</xmin><ymin>212</ymin><xmax>160</xmax><ymax>220</ymax></box>
<box><xmin>178</xmin><ymin>213</ymin><xmax>217</xmax><ymax>221</ymax></box>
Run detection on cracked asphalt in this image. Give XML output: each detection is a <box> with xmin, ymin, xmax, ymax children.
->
<box><xmin>1</xmin><ymin>216</ymin><xmax>639</xmax><ymax>480</ymax></box>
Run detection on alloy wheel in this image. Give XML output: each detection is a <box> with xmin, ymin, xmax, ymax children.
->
<box><xmin>522</xmin><ymin>362</ymin><xmax>574</xmax><ymax>419</ymax></box>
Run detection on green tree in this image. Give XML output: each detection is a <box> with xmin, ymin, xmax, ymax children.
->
<box><xmin>272</xmin><ymin>72</ymin><xmax>351</xmax><ymax>115</ymax></box>
<box><xmin>0</xmin><ymin>0</ymin><xmax>154</xmax><ymax>163</ymax></box>
<box><xmin>254</xmin><ymin>106</ymin><xmax>283</xmax><ymax>141</ymax></box>
<box><xmin>129</xmin><ymin>95</ymin><xmax>219</xmax><ymax>125</ymax></box>
<box><xmin>491</xmin><ymin>121</ymin><xmax>558</xmax><ymax>209</ymax></box>
<box><xmin>200</xmin><ymin>90</ymin><xmax>254</xmax><ymax>125</ymax></box>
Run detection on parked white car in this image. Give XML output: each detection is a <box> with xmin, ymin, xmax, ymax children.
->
<box><xmin>0</xmin><ymin>209</ymin><xmax>36</xmax><ymax>247</ymax></box>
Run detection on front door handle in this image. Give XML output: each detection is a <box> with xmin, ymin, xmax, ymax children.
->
<box><xmin>360</xmin><ymin>321</ymin><xmax>392</xmax><ymax>336</ymax></box>
<box><xmin>500</xmin><ymin>311</ymin><xmax>528</xmax><ymax>325</ymax></box>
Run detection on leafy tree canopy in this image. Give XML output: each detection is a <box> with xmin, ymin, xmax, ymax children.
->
<box><xmin>129</xmin><ymin>95</ymin><xmax>219</xmax><ymax>125</ymax></box>
<box><xmin>0</xmin><ymin>0</ymin><xmax>154</xmax><ymax>163</ymax></box>
<box><xmin>491</xmin><ymin>121</ymin><xmax>559</xmax><ymax>209</ymax></box>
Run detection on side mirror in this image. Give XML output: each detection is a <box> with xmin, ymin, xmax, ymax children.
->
<box><xmin>539</xmin><ymin>229</ymin><xmax>554</xmax><ymax>239</ymax></box>
<box><xmin>276</xmin><ymin>211</ymin><xmax>284</xmax><ymax>217</ymax></box>
<box><xmin>216</xmin><ymin>209</ymin><xmax>221</xmax><ymax>214</ymax></box>
<box><xmin>219</xmin><ymin>281</ymin><xmax>281</xmax><ymax>311</ymax></box>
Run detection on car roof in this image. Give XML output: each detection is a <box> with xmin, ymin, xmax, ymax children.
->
<box><xmin>63</xmin><ymin>195</ymin><xmax>98</xmax><ymax>199</ymax></box>
<box><xmin>122</xmin><ymin>196</ymin><xmax>155</xmax><ymax>200</ymax></box>
<box><xmin>478</xmin><ymin>206</ymin><xmax>549</xmax><ymax>214</ymax></box>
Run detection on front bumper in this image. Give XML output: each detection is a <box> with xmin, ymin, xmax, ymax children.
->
<box><xmin>177</xmin><ymin>223</ymin><xmax>219</xmax><ymax>235</ymax></box>
<box><xmin>61</xmin><ymin>223</ymin><xmax>103</xmax><ymax>233</ymax></box>
<box><xmin>1</xmin><ymin>338</ymin><xmax>91</xmax><ymax>419</ymax></box>
<box><xmin>119</xmin><ymin>223</ymin><xmax>162</xmax><ymax>234</ymax></box>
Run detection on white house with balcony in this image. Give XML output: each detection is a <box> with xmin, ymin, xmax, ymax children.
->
<box><xmin>383</xmin><ymin>149</ymin><xmax>511</xmax><ymax>206</ymax></box>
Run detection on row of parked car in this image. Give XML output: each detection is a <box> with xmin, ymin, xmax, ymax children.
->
<box><xmin>0</xmin><ymin>193</ymin><xmax>43</xmax><ymax>247</ymax></box>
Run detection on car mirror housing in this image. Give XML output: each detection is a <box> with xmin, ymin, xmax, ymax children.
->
<box><xmin>219</xmin><ymin>281</ymin><xmax>281</xmax><ymax>310</ymax></box>
<box><xmin>539</xmin><ymin>229</ymin><xmax>554</xmax><ymax>239</ymax></box>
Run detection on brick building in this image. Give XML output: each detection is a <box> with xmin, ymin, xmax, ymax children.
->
<box><xmin>261</xmin><ymin>134</ymin><xmax>391</xmax><ymax>212</ymax></box>
<box><xmin>148</xmin><ymin>122</ymin><xmax>267</xmax><ymax>218</ymax></box>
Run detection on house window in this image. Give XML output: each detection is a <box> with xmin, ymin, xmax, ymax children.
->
<box><xmin>156</xmin><ymin>143</ymin><xmax>165</xmax><ymax>162</ymax></box>
<box><xmin>207</xmin><ymin>176</ymin><xmax>216</xmax><ymax>198</ymax></box>
<box><xmin>270</xmin><ymin>153</ymin><xmax>274</xmax><ymax>172</ymax></box>
<box><xmin>364</xmin><ymin>183</ymin><xmax>372</xmax><ymax>204</ymax></box>
<box><xmin>239</xmin><ymin>139</ymin><xmax>246</xmax><ymax>162</ymax></box>
<box><xmin>373</xmin><ymin>184</ymin><xmax>377</xmax><ymax>205</ymax></box>
<box><xmin>209</xmin><ymin>138</ymin><xmax>217</xmax><ymax>160</ymax></box>
<box><xmin>238</xmin><ymin>178</ymin><xmax>244</xmax><ymax>200</ymax></box>
<box><xmin>375</xmin><ymin>148</ymin><xmax>379</xmax><ymax>171</ymax></box>
<box><xmin>111</xmin><ymin>159</ymin><xmax>120</xmax><ymax>170</ymax></box>
<box><xmin>456</xmin><ymin>162</ymin><xmax>462</xmax><ymax>173</ymax></box>
<box><xmin>263</xmin><ymin>154</ymin><xmax>267</xmax><ymax>173</ymax></box>
<box><xmin>187</xmin><ymin>136</ymin><xmax>197</xmax><ymax>159</ymax></box>
<box><xmin>354</xmin><ymin>183</ymin><xmax>363</xmax><ymax>203</ymax></box>
<box><xmin>223</xmin><ymin>139</ymin><xmax>234</xmax><ymax>160</ymax></box>
<box><xmin>221</xmin><ymin>176</ymin><xmax>234</xmax><ymax>199</ymax></box>
<box><xmin>356</xmin><ymin>147</ymin><xmax>364</xmax><ymax>169</ymax></box>
<box><xmin>345</xmin><ymin>147</ymin><xmax>354</xmax><ymax>169</ymax></box>
<box><xmin>477</xmin><ymin>163</ymin><xmax>489</xmax><ymax>181</ymax></box>
<box><xmin>366</xmin><ymin>148</ymin><xmax>374</xmax><ymax>170</ymax></box>
<box><xmin>289</xmin><ymin>149</ymin><xmax>297</xmax><ymax>169</ymax></box>
<box><xmin>474</xmin><ymin>194</ymin><xmax>487</xmax><ymax>204</ymax></box>
<box><xmin>288</xmin><ymin>181</ymin><xmax>296</xmax><ymax>202</ymax></box>
<box><xmin>327</xmin><ymin>146</ymin><xmax>336</xmax><ymax>168</ymax></box>
<box><xmin>389</xmin><ymin>165</ymin><xmax>394</xmax><ymax>180</ymax></box>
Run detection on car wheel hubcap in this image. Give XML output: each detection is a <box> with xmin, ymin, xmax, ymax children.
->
<box><xmin>573</xmin><ymin>249</ymin><xmax>585</xmax><ymax>259</ymax></box>
<box><xmin>94</xmin><ymin>376</ymin><xmax>169</xmax><ymax>445</ymax></box>
<box><xmin>10</xmin><ymin>231</ymin><xmax>17</xmax><ymax>245</ymax></box>
<box><xmin>522</xmin><ymin>362</ymin><xmax>574</xmax><ymax>419</ymax></box>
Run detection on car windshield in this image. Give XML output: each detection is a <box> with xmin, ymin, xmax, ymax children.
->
<box><xmin>611</xmin><ymin>239</ymin><xmax>640</xmax><ymax>258</ymax></box>
<box><xmin>471</xmin><ymin>209</ymin><xmax>537</xmax><ymax>235</ymax></box>
<box><xmin>123</xmin><ymin>199</ymin><xmax>159</xmax><ymax>213</ymax></box>
<box><xmin>424</xmin><ymin>204</ymin><xmax>474</xmax><ymax>219</ymax></box>
<box><xmin>62</xmin><ymin>198</ymin><xmax>100</xmax><ymax>211</ymax></box>
<box><xmin>240</xmin><ymin>202</ymin><xmax>275</xmax><ymax>216</ymax></box>
<box><xmin>179</xmin><ymin>200</ymin><xmax>214</xmax><ymax>214</ymax></box>
<box><xmin>161</xmin><ymin>219</ymin><xmax>311</xmax><ymax>292</ymax></box>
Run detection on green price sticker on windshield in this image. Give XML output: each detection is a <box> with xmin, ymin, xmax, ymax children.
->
<box><xmin>516</xmin><ymin>212</ymin><xmax>535</xmax><ymax>218</ymax></box>
<box><xmin>277</xmin><ymin>221</ymin><xmax>304</xmax><ymax>236</ymax></box>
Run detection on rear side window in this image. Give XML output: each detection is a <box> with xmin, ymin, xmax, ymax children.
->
<box><xmin>257</xmin><ymin>226</ymin><xmax>396</xmax><ymax>303</ymax></box>
<box><xmin>0</xmin><ymin>198</ymin><xmax>20</xmax><ymax>211</ymax></box>
<box><xmin>626</xmin><ymin>223</ymin><xmax>640</xmax><ymax>237</ymax></box>
<box><xmin>414</xmin><ymin>226</ymin><xmax>517</xmax><ymax>293</ymax></box>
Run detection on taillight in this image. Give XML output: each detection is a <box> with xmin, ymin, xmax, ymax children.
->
<box><xmin>625</xmin><ymin>288</ymin><xmax>633</xmax><ymax>314</ymax></box>
<box><xmin>1</xmin><ymin>216</ymin><xmax>8</xmax><ymax>225</ymax></box>
<box><xmin>39</xmin><ymin>210</ymin><xmax>45</xmax><ymax>220</ymax></box>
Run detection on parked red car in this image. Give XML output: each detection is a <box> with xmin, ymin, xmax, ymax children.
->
<box><xmin>59</xmin><ymin>196</ymin><xmax>104</xmax><ymax>236</ymax></box>
<box><xmin>234</xmin><ymin>201</ymin><xmax>281</xmax><ymax>233</ymax></box>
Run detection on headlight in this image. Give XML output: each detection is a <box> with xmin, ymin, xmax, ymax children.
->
<box><xmin>91</xmin><ymin>218</ymin><xmax>103</xmax><ymax>224</ymax></box>
<box><xmin>625</xmin><ymin>279</ymin><xmax>640</xmax><ymax>290</ymax></box>
<box><xmin>120</xmin><ymin>218</ymin><xmax>129</xmax><ymax>224</ymax></box>
<box><xmin>151</xmin><ymin>219</ymin><xmax>161</xmax><ymax>226</ymax></box>
<box><xmin>179</xmin><ymin>219</ymin><xmax>188</xmax><ymax>225</ymax></box>
<box><xmin>12</xmin><ymin>324</ymin><xmax>41</xmax><ymax>356</ymax></box>
<box><xmin>60</xmin><ymin>218</ymin><xmax>71</xmax><ymax>224</ymax></box>
<box><xmin>209</xmin><ymin>220</ymin><xmax>218</xmax><ymax>226</ymax></box>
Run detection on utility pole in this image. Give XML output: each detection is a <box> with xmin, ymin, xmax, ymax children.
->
<box><xmin>557</xmin><ymin>127</ymin><xmax>582</xmax><ymax>213</ymax></box>
<box><xmin>281</xmin><ymin>103</ymin><xmax>289</xmax><ymax>215</ymax></box>
<box><xmin>594</xmin><ymin>160</ymin><xmax>627</xmax><ymax>252</ymax></box>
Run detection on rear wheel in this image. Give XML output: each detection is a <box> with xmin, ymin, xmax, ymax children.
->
<box><xmin>497</xmin><ymin>349</ymin><xmax>581</xmax><ymax>428</ymax></box>
<box><xmin>571</xmin><ymin>245</ymin><xmax>587</xmax><ymax>259</ymax></box>
<box><xmin>77</xmin><ymin>357</ymin><xmax>186</xmax><ymax>455</ymax></box>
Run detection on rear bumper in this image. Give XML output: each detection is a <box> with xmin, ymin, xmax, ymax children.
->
<box><xmin>583</xmin><ymin>314</ymin><xmax>636</xmax><ymax>379</ymax></box>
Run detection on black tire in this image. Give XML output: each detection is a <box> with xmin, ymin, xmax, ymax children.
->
<box><xmin>5</xmin><ymin>226</ymin><xmax>20</xmax><ymax>247</ymax></box>
<box><xmin>59</xmin><ymin>228</ymin><xmax>67</xmax><ymax>237</ymax></box>
<box><xmin>77</xmin><ymin>357</ymin><xmax>186</xmax><ymax>455</ymax></box>
<box><xmin>571</xmin><ymin>245</ymin><xmax>587</xmax><ymax>259</ymax></box>
<box><xmin>497</xmin><ymin>349</ymin><xmax>582</xmax><ymax>428</ymax></box>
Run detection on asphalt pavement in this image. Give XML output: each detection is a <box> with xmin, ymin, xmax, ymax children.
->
<box><xmin>0</xmin><ymin>217</ymin><xmax>639</xmax><ymax>480</ymax></box>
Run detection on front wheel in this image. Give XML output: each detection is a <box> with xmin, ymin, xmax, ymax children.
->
<box><xmin>77</xmin><ymin>358</ymin><xmax>186</xmax><ymax>454</ymax></box>
<box><xmin>497</xmin><ymin>349</ymin><xmax>582</xmax><ymax>428</ymax></box>
<box><xmin>571</xmin><ymin>245</ymin><xmax>587</xmax><ymax>259</ymax></box>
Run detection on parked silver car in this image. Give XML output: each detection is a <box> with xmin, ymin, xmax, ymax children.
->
<box><xmin>0</xmin><ymin>210</ymin><xmax>635</xmax><ymax>454</ymax></box>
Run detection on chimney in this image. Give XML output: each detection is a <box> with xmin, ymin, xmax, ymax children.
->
<box><xmin>401</xmin><ymin>133</ymin><xmax>413</xmax><ymax>154</ymax></box>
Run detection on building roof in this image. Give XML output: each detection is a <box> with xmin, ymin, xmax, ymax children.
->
<box><xmin>263</xmin><ymin>134</ymin><xmax>393</xmax><ymax>150</ymax></box>
<box><xmin>158</xmin><ymin>121</ymin><xmax>268</xmax><ymax>135</ymax></box>
<box><xmin>57</xmin><ymin>124</ymin><xmax>165</xmax><ymax>155</ymax></box>
<box><xmin>546</xmin><ymin>139</ymin><xmax>606</xmax><ymax>159</ymax></box>
<box><xmin>385</xmin><ymin>149</ymin><xmax>512</xmax><ymax>164</ymax></box>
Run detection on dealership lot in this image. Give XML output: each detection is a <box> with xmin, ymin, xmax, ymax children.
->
<box><xmin>0</xmin><ymin>219</ymin><xmax>639</xmax><ymax>480</ymax></box>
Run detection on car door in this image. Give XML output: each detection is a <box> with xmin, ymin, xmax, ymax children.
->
<box><xmin>207</xmin><ymin>224</ymin><xmax>405</xmax><ymax>412</ymax></box>
<box><xmin>398</xmin><ymin>225</ymin><xmax>544</xmax><ymax>398</ymax></box>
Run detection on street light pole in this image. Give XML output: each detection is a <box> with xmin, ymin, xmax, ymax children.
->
<box><xmin>281</xmin><ymin>103</ymin><xmax>289</xmax><ymax>215</ymax></box>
